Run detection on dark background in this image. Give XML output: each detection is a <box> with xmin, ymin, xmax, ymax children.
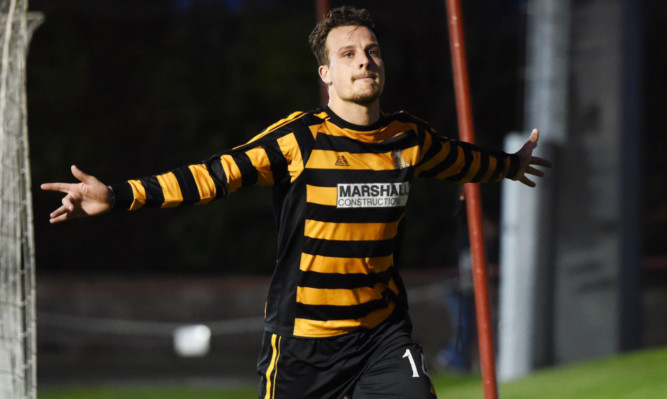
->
<box><xmin>27</xmin><ymin>0</ymin><xmax>665</xmax><ymax>277</ymax></box>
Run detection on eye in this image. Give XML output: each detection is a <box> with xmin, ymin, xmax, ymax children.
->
<box><xmin>343</xmin><ymin>51</ymin><xmax>354</xmax><ymax>58</ymax></box>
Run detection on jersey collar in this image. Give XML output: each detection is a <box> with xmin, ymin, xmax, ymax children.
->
<box><xmin>322</xmin><ymin>105</ymin><xmax>389</xmax><ymax>132</ymax></box>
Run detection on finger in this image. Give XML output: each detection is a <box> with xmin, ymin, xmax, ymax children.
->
<box><xmin>520</xmin><ymin>176</ymin><xmax>536</xmax><ymax>188</ymax></box>
<box><xmin>531</xmin><ymin>156</ymin><xmax>552</xmax><ymax>168</ymax></box>
<box><xmin>61</xmin><ymin>195</ymin><xmax>75</xmax><ymax>212</ymax></box>
<box><xmin>530</xmin><ymin>128</ymin><xmax>539</xmax><ymax>143</ymax></box>
<box><xmin>525</xmin><ymin>166</ymin><xmax>544</xmax><ymax>177</ymax></box>
<box><xmin>50</xmin><ymin>211</ymin><xmax>70</xmax><ymax>224</ymax></box>
<box><xmin>521</xmin><ymin>137</ymin><xmax>537</xmax><ymax>154</ymax></box>
<box><xmin>41</xmin><ymin>182</ymin><xmax>74</xmax><ymax>193</ymax></box>
<box><xmin>70</xmin><ymin>164</ymin><xmax>96</xmax><ymax>184</ymax></box>
<box><xmin>49</xmin><ymin>205</ymin><xmax>70</xmax><ymax>222</ymax></box>
<box><xmin>522</xmin><ymin>139</ymin><xmax>536</xmax><ymax>152</ymax></box>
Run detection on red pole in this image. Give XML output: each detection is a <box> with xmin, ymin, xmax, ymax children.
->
<box><xmin>315</xmin><ymin>0</ymin><xmax>330</xmax><ymax>21</ymax></box>
<box><xmin>444</xmin><ymin>1</ymin><xmax>499</xmax><ymax>398</ymax></box>
<box><xmin>315</xmin><ymin>0</ymin><xmax>330</xmax><ymax>106</ymax></box>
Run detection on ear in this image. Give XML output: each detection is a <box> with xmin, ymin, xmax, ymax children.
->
<box><xmin>318</xmin><ymin>64</ymin><xmax>331</xmax><ymax>85</ymax></box>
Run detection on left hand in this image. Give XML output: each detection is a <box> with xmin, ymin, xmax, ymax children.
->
<box><xmin>40</xmin><ymin>165</ymin><xmax>114</xmax><ymax>223</ymax></box>
<box><xmin>513</xmin><ymin>128</ymin><xmax>552</xmax><ymax>187</ymax></box>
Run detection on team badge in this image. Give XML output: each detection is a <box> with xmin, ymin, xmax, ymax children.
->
<box><xmin>392</xmin><ymin>150</ymin><xmax>409</xmax><ymax>169</ymax></box>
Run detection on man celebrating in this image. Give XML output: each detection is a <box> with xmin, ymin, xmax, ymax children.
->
<box><xmin>42</xmin><ymin>6</ymin><xmax>550</xmax><ymax>399</ymax></box>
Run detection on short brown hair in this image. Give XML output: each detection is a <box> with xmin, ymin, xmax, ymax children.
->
<box><xmin>308</xmin><ymin>6</ymin><xmax>376</xmax><ymax>66</ymax></box>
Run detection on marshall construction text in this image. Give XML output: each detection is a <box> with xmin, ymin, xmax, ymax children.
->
<box><xmin>337</xmin><ymin>182</ymin><xmax>410</xmax><ymax>208</ymax></box>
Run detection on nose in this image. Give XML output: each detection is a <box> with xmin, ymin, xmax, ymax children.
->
<box><xmin>357</xmin><ymin>52</ymin><xmax>370</xmax><ymax>69</ymax></box>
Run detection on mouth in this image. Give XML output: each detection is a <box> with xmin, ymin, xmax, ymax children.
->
<box><xmin>353</xmin><ymin>74</ymin><xmax>377</xmax><ymax>81</ymax></box>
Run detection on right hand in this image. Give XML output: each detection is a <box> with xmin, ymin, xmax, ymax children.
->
<box><xmin>512</xmin><ymin>129</ymin><xmax>552</xmax><ymax>187</ymax></box>
<box><xmin>40</xmin><ymin>165</ymin><xmax>114</xmax><ymax>224</ymax></box>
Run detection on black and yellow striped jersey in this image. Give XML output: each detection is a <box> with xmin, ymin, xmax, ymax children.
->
<box><xmin>111</xmin><ymin>106</ymin><xmax>519</xmax><ymax>338</ymax></box>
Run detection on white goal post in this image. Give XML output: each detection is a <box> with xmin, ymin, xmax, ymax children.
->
<box><xmin>0</xmin><ymin>0</ymin><xmax>42</xmax><ymax>397</ymax></box>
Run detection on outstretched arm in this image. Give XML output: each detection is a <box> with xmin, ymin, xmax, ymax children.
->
<box><xmin>512</xmin><ymin>128</ymin><xmax>552</xmax><ymax>187</ymax></box>
<box><xmin>40</xmin><ymin>165</ymin><xmax>114</xmax><ymax>224</ymax></box>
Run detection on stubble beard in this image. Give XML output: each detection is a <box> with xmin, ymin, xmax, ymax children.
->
<box><xmin>348</xmin><ymin>80</ymin><xmax>384</xmax><ymax>105</ymax></box>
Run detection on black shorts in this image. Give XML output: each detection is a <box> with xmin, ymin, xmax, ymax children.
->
<box><xmin>257</xmin><ymin>313</ymin><xmax>437</xmax><ymax>399</ymax></box>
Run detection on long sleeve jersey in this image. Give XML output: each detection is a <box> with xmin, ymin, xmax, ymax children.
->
<box><xmin>111</xmin><ymin>106</ymin><xmax>520</xmax><ymax>338</ymax></box>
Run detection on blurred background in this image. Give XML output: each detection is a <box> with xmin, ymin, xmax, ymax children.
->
<box><xmin>23</xmin><ymin>0</ymin><xmax>665</xmax><ymax>389</ymax></box>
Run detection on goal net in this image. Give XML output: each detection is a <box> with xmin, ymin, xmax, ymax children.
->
<box><xmin>0</xmin><ymin>0</ymin><xmax>41</xmax><ymax>397</ymax></box>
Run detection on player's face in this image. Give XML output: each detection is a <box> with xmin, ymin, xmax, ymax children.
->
<box><xmin>319</xmin><ymin>25</ymin><xmax>385</xmax><ymax>106</ymax></box>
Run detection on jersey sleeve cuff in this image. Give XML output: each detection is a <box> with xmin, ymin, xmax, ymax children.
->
<box><xmin>109</xmin><ymin>181</ymin><xmax>134</xmax><ymax>211</ymax></box>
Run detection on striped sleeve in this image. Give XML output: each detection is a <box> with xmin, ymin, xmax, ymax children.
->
<box><xmin>109</xmin><ymin>113</ymin><xmax>308</xmax><ymax>211</ymax></box>
<box><xmin>414</xmin><ymin>128</ymin><xmax>519</xmax><ymax>183</ymax></box>
<box><xmin>111</xmin><ymin>154</ymin><xmax>241</xmax><ymax>211</ymax></box>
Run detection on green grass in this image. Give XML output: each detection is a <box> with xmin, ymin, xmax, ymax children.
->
<box><xmin>432</xmin><ymin>346</ymin><xmax>667</xmax><ymax>399</ymax></box>
<box><xmin>38</xmin><ymin>347</ymin><xmax>666</xmax><ymax>399</ymax></box>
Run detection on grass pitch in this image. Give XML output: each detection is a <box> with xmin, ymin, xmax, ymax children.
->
<box><xmin>38</xmin><ymin>346</ymin><xmax>666</xmax><ymax>399</ymax></box>
<box><xmin>432</xmin><ymin>346</ymin><xmax>667</xmax><ymax>399</ymax></box>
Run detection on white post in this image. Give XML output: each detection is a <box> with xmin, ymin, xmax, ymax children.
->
<box><xmin>498</xmin><ymin>0</ymin><xmax>570</xmax><ymax>382</ymax></box>
<box><xmin>498</xmin><ymin>133</ymin><xmax>537</xmax><ymax>381</ymax></box>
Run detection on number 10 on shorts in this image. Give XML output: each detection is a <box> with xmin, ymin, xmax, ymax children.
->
<box><xmin>402</xmin><ymin>348</ymin><xmax>430</xmax><ymax>378</ymax></box>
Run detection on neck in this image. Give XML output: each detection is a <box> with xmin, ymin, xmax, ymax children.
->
<box><xmin>327</xmin><ymin>97</ymin><xmax>380</xmax><ymax>126</ymax></box>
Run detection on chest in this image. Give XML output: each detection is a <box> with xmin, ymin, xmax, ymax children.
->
<box><xmin>302</xmin><ymin>132</ymin><xmax>419</xmax><ymax>211</ymax></box>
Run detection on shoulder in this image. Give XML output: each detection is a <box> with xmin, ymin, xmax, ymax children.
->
<box><xmin>383</xmin><ymin>109</ymin><xmax>436</xmax><ymax>131</ymax></box>
<box><xmin>381</xmin><ymin>110</ymin><xmax>440</xmax><ymax>142</ymax></box>
<box><xmin>262</xmin><ymin>109</ymin><xmax>327</xmax><ymax>134</ymax></box>
<box><xmin>243</xmin><ymin>109</ymin><xmax>325</xmax><ymax>146</ymax></box>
